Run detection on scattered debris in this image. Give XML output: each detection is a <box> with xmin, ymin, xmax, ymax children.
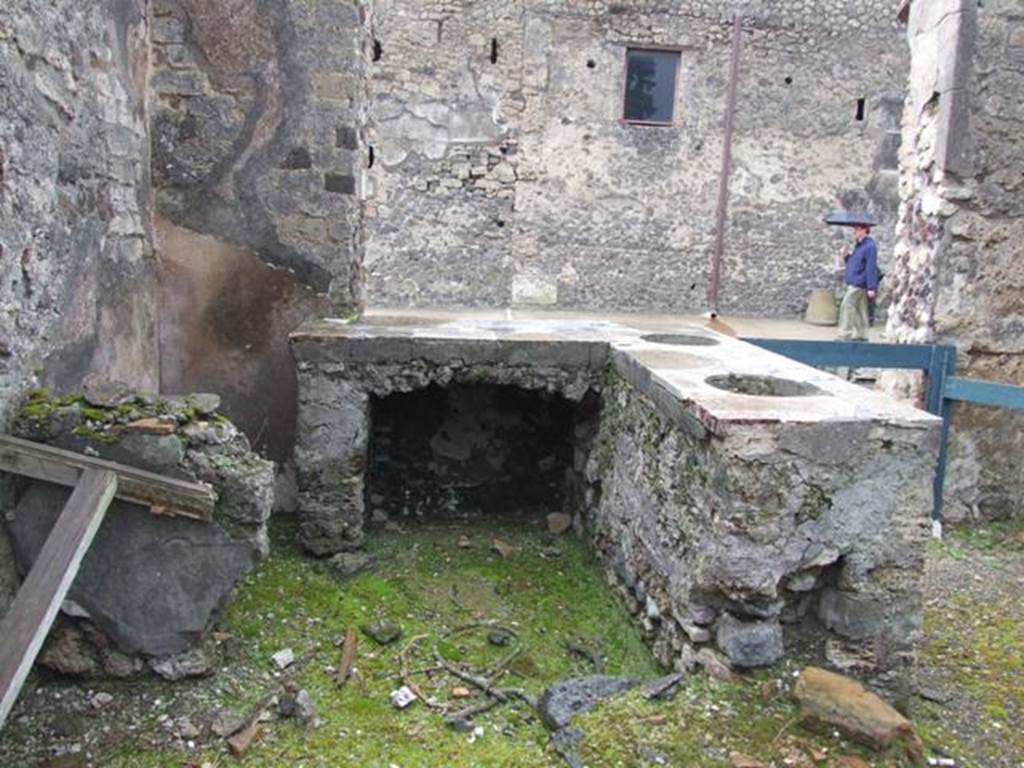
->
<box><xmin>488</xmin><ymin>629</ymin><xmax>513</xmax><ymax>647</ymax></box>
<box><xmin>546</xmin><ymin>512</ymin><xmax>573</xmax><ymax>534</ymax></box>
<box><xmin>537</xmin><ymin>676</ymin><xmax>638</xmax><ymax>731</ymax></box>
<box><xmin>729</xmin><ymin>752</ymin><xmax>768</xmax><ymax>768</ymax></box>
<box><xmin>565</xmin><ymin>639</ymin><xmax>604</xmax><ymax>672</ymax></box>
<box><xmin>226</xmin><ymin>720</ymin><xmax>261</xmax><ymax>758</ymax></box>
<box><xmin>915</xmin><ymin>686</ymin><xmax>951</xmax><ymax>705</ymax></box>
<box><xmin>695</xmin><ymin>647</ymin><xmax>733</xmax><ymax>681</ymax></box>
<box><xmin>328</xmin><ymin>551</ymin><xmax>377</xmax><ymax>579</ymax></box>
<box><xmin>825</xmin><ymin>639</ymin><xmax>879</xmax><ymax>673</ymax></box>
<box><xmin>642</xmin><ymin>672</ymin><xmax>685</xmax><ymax>701</ymax></box>
<box><xmin>150</xmin><ymin>646</ymin><xmax>213</xmax><ymax>681</ymax></box>
<box><xmin>271</xmin><ymin>648</ymin><xmax>295</xmax><ymax>670</ymax></box>
<box><xmin>390</xmin><ymin>686</ymin><xmax>417</xmax><ymax>709</ymax></box>
<box><xmin>492</xmin><ymin>539</ymin><xmax>514</xmax><ymax>558</ymax></box>
<box><xmin>335</xmin><ymin>628</ymin><xmax>357</xmax><ymax>685</ymax></box>
<box><xmin>362</xmin><ymin>619</ymin><xmax>402</xmax><ymax>646</ymax></box>
<box><xmin>278</xmin><ymin>688</ymin><xmax>317</xmax><ymax>726</ymax></box>
<box><xmin>88</xmin><ymin>692</ymin><xmax>113</xmax><ymax>710</ymax></box>
<box><xmin>209</xmin><ymin>708</ymin><xmax>246</xmax><ymax>738</ymax></box>
<box><xmin>640</xmin><ymin>746</ymin><xmax>671</xmax><ymax>765</ymax></box>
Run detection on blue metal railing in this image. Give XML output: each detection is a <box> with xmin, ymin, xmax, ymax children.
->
<box><xmin>744</xmin><ymin>338</ymin><xmax>1024</xmax><ymax>522</ymax></box>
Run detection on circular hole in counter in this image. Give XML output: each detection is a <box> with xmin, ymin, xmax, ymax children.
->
<box><xmin>705</xmin><ymin>374</ymin><xmax>823</xmax><ymax>398</ymax></box>
<box><xmin>640</xmin><ymin>333</ymin><xmax>720</xmax><ymax>347</ymax></box>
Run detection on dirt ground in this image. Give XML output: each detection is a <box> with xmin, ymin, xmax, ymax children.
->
<box><xmin>0</xmin><ymin>516</ymin><xmax>1021</xmax><ymax>768</ymax></box>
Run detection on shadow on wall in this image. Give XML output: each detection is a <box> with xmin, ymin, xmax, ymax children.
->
<box><xmin>157</xmin><ymin>215</ymin><xmax>330</xmax><ymax>461</ymax></box>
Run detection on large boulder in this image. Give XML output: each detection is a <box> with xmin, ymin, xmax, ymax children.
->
<box><xmin>5</xmin><ymin>386</ymin><xmax>274</xmax><ymax>666</ymax></box>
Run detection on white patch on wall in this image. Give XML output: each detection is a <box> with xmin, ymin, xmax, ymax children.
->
<box><xmin>512</xmin><ymin>270</ymin><xmax>558</xmax><ymax>306</ymax></box>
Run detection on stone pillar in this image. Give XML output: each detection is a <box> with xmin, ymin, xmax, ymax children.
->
<box><xmin>294</xmin><ymin>370</ymin><xmax>369</xmax><ymax>555</ymax></box>
<box><xmin>886</xmin><ymin>0</ymin><xmax>1024</xmax><ymax>520</ymax></box>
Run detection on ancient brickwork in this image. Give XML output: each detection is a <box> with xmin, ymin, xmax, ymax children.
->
<box><xmin>0</xmin><ymin>0</ymin><xmax>158</xmax><ymax>612</ymax></box>
<box><xmin>363</xmin><ymin>0</ymin><xmax>906</xmax><ymax>313</ymax></box>
<box><xmin>887</xmin><ymin>0</ymin><xmax>1024</xmax><ymax>519</ymax></box>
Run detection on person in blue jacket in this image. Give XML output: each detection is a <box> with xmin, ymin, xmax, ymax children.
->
<box><xmin>837</xmin><ymin>223</ymin><xmax>879</xmax><ymax>341</ymax></box>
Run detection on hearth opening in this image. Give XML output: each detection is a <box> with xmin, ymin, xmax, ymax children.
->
<box><xmin>365</xmin><ymin>384</ymin><xmax>599</xmax><ymax>522</ymax></box>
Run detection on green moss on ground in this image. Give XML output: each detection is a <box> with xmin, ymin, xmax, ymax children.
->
<box><xmin>74</xmin><ymin>518</ymin><xmax>924</xmax><ymax>768</ymax></box>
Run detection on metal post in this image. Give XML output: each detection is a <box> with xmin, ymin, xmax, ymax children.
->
<box><xmin>707</xmin><ymin>13</ymin><xmax>743</xmax><ymax>314</ymax></box>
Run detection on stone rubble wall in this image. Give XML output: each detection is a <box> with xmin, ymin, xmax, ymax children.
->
<box><xmin>363</xmin><ymin>0</ymin><xmax>906</xmax><ymax>314</ymax></box>
<box><xmin>885</xmin><ymin>0</ymin><xmax>1024</xmax><ymax>520</ymax></box>
<box><xmin>6</xmin><ymin>387</ymin><xmax>274</xmax><ymax>675</ymax></box>
<box><xmin>292</xmin><ymin>337</ymin><xmax>607</xmax><ymax>553</ymax></box>
<box><xmin>0</xmin><ymin>0</ymin><xmax>158</xmax><ymax>614</ymax></box>
<box><xmin>588</xmin><ymin>369</ymin><xmax>937</xmax><ymax>669</ymax></box>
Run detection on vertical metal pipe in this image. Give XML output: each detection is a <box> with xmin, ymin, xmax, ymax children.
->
<box><xmin>707</xmin><ymin>13</ymin><xmax>743</xmax><ymax>314</ymax></box>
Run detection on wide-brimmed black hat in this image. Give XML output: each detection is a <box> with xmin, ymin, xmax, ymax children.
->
<box><xmin>823</xmin><ymin>211</ymin><xmax>879</xmax><ymax>227</ymax></box>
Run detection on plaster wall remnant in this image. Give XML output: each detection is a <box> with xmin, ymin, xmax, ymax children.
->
<box><xmin>149</xmin><ymin>0</ymin><xmax>367</xmax><ymax>458</ymax></box>
<box><xmin>884</xmin><ymin>0</ymin><xmax>1024</xmax><ymax>520</ymax></box>
<box><xmin>0</xmin><ymin>0</ymin><xmax>158</xmax><ymax>614</ymax></box>
<box><xmin>291</xmin><ymin>317</ymin><xmax>939</xmax><ymax>668</ymax></box>
<box><xmin>362</xmin><ymin>0</ymin><xmax>907</xmax><ymax>314</ymax></box>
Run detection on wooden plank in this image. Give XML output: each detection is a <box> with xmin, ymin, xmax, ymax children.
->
<box><xmin>0</xmin><ymin>469</ymin><xmax>118</xmax><ymax>728</ymax></box>
<box><xmin>0</xmin><ymin>435</ymin><xmax>215</xmax><ymax>521</ymax></box>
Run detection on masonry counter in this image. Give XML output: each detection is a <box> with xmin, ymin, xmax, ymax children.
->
<box><xmin>290</xmin><ymin>315</ymin><xmax>940</xmax><ymax>669</ymax></box>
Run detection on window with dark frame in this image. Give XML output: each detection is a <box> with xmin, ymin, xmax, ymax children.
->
<box><xmin>623</xmin><ymin>48</ymin><xmax>680</xmax><ymax>124</ymax></box>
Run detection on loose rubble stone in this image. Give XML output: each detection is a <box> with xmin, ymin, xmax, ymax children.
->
<box><xmin>488</xmin><ymin>629</ymin><xmax>512</xmax><ymax>647</ymax></box>
<box><xmin>537</xmin><ymin>676</ymin><xmax>638</xmax><ymax>730</ymax></box>
<box><xmin>642</xmin><ymin>672</ymin><xmax>685</xmax><ymax>701</ymax></box>
<box><xmin>272</xmin><ymin>648</ymin><xmax>295</xmax><ymax>670</ymax></box>
<box><xmin>209</xmin><ymin>708</ymin><xmax>246</xmax><ymax>738</ymax></box>
<box><xmin>328</xmin><ymin>551</ymin><xmax>376</xmax><ymax>579</ymax></box>
<box><xmin>278</xmin><ymin>689</ymin><xmax>316</xmax><ymax>726</ymax></box>
<box><xmin>715</xmin><ymin>614</ymin><xmax>784</xmax><ymax>668</ymax></box>
<box><xmin>547</xmin><ymin>513</ymin><xmax>573</xmax><ymax>534</ymax></box>
<box><xmin>362</xmin><ymin>620</ymin><xmax>402</xmax><ymax>646</ymax></box>
<box><xmin>150</xmin><ymin>647</ymin><xmax>213</xmax><ymax>681</ymax></box>
<box><xmin>89</xmin><ymin>692</ymin><xmax>113</xmax><ymax>710</ymax></box>
<box><xmin>695</xmin><ymin>648</ymin><xmax>734</xmax><ymax>681</ymax></box>
<box><xmin>793</xmin><ymin>667</ymin><xmax>923</xmax><ymax>758</ymax></box>
<box><xmin>390</xmin><ymin>686</ymin><xmax>417</xmax><ymax>709</ymax></box>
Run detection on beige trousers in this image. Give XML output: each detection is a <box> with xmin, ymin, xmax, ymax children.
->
<box><xmin>837</xmin><ymin>286</ymin><xmax>869</xmax><ymax>341</ymax></box>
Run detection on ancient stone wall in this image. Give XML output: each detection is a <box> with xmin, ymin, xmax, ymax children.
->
<box><xmin>150</xmin><ymin>0</ymin><xmax>367</xmax><ymax>459</ymax></box>
<box><xmin>590</xmin><ymin>367</ymin><xmax>935</xmax><ymax>669</ymax></box>
<box><xmin>887</xmin><ymin>0</ymin><xmax>1024</xmax><ymax>520</ymax></box>
<box><xmin>0</xmin><ymin>0</ymin><xmax>158</xmax><ymax>611</ymax></box>
<box><xmin>362</xmin><ymin>0</ymin><xmax>906</xmax><ymax>314</ymax></box>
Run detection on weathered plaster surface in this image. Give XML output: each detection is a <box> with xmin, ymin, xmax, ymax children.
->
<box><xmin>158</xmin><ymin>215</ymin><xmax>331</xmax><ymax>460</ymax></box>
<box><xmin>0</xmin><ymin>0</ymin><xmax>158</xmax><ymax>612</ymax></box>
<box><xmin>363</xmin><ymin>0</ymin><xmax>907</xmax><ymax>314</ymax></box>
<box><xmin>291</xmin><ymin>317</ymin><xmax>939</xmax><ymax>667</ymax></box>
<box><xmin>886</xmin><ymin>0</ymin><xmax>1024</xmax><ymax>519</ymax></box>
<box><xmin>150</xmin><ymin>0</ymin><xmax>366</xmax><ymax>307</ymax></box>
<box><xmin>150</xmin><ymin>0</ymin><xmax>367</xmax><ymax>456</ymax></box>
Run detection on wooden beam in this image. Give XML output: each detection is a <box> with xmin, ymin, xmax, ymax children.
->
<box><xmin>0</xmin><ymin>435</ymin><xmax>216</xmax><ymax>521</ymax></box>
<box><xmin>0</xmin><ymin>469</ymin><xmax>118</xmax><ymax>728</ymax></box>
